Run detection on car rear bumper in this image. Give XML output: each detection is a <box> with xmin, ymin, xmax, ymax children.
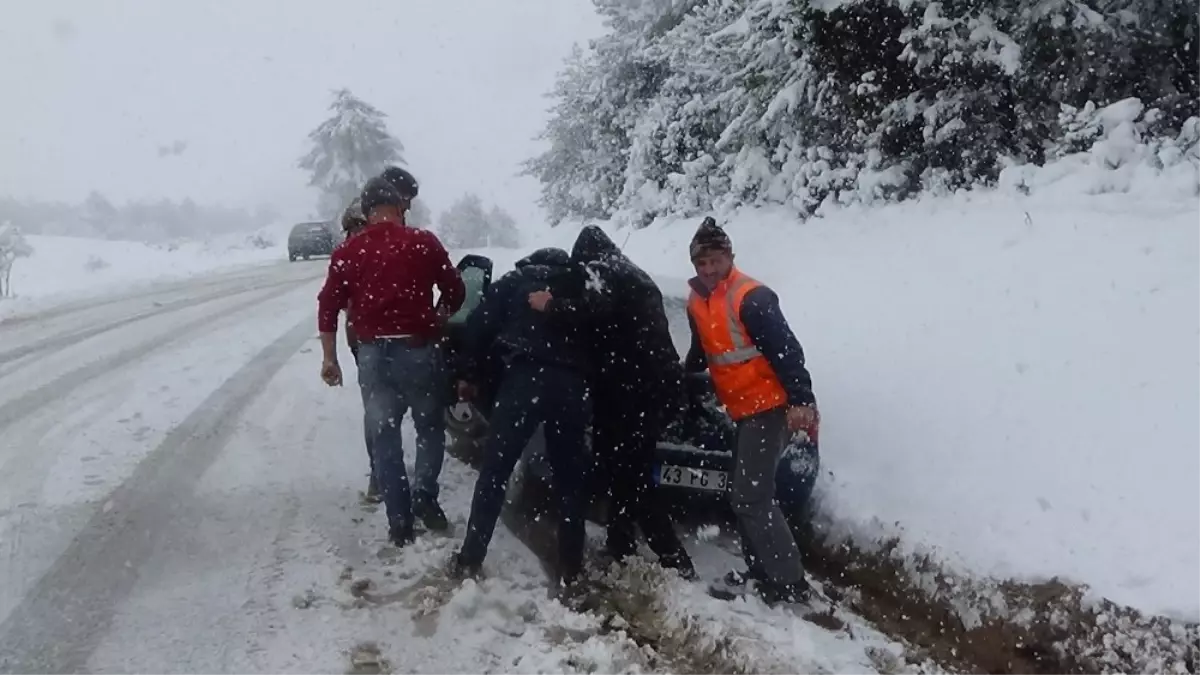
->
<box><xmin>288</xmin><ymin>238</ymin><xmax>336</xmax><ymax>255</ymax></box>
<box><xmin>445</xmin><ymin>409</ymin><xmax>819</xmax><ymax>512</ymax></box>
<box><xmin>652</xmin><ymin>439</ymin><xmax>820</xmax><ymax>511</ymax></box>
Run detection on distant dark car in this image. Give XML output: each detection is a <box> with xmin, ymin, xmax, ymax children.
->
<box><xmin>441</xmin><ymin>254</ymin><xmax>821</xmax><ymax>533</ymax></box>
<box><xmin>287</xmin><ymin>221</ymin><xmax>339</xmax><ymax>261</ymax></box>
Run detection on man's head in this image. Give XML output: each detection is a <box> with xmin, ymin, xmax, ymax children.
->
<box><xmin>380</xmin><ymin>166</ymin><xmax>419</xmax><ymax>215</ymax></box>
<box><xmin>360</xmin><ymin>176</ymin><xmax>405</xmax><ymax>224</ymax></box>
<box><xmin>341</xmin><ymin>197</ymin><xmax>367</xmax><ymax>237</ymax></box>
<box><xmin>689</xmin><ymin>216</ymin><xmax>734</xmax><ymax>289</ymax></box>
<box><xmin>570</xmin><ymin>224</ymin><xmax>621</xmax><ymax>265</ymax></box>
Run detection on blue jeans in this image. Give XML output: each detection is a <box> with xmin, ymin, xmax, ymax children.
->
<box><xmin>350</xmin><ymin>344</ymin><xmax>377</xmax><ymax>484</ymax></box>
<box><xmin>459</xmin><ymin>363</ymin><xmax>591</xmax><ymax>582</ymax></box>
<box><xmin>356</xmin><ymin>339</ymin><xmax>447</xmax><ymax>531</ymax></box>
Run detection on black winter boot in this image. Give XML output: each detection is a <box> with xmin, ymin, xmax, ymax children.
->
<box><xmin>447</xmin><ymin>551</ymin><xmax>483</xmax><ymax>581</ymax></box>
<box><xmin>756</xmin><ymin>577</ymin><xmax>812</xmax><ymax>606</ymax></box>
<box><xmin>389</xmin><ymin>524</ymin><xmax>415</xmax><ymax>547</ymax></box>
<box><xmin>413</xmin><ymin>493</ymin><xmax>449</xmax><ymax>532</ymax></box>
<box><xmin>658</xmin><ymin>551</ymin><xmax>698</xmax><ymax>581</ymax></box>
<box><xmin>364</xmin><ymin>475</ymin><xmax>381</xmax><ymax>503</ymax></box>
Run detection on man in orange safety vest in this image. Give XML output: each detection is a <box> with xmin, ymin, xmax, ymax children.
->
<box><xmin>684</xmin><ymin>217</ymin><xmax>819</xmax><ymax>606</ymax></box>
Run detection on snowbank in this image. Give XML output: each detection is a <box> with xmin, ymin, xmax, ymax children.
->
<box><xmin>488</xmin><ymin>181</ymin><xmax>1198</xmax><ymax>622</ymax></box>
<box><xmin>0</xmin><ymin>229</ymin><xmax>289</xmax><ymax>319</ymax></box>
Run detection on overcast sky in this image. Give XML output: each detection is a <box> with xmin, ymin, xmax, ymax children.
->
<box><xmin>0</xmin><ymin>1</ymin><xmax>604</xmax><ymax>224</ymax></box>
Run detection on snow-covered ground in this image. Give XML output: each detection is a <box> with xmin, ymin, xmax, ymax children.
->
<box><xmin>0</xmin><ymin>227</ymin><xmax>291</xmax><ymax>320</ymax></box>
<box><xmin>490</xmin><ymin>177</ymin><xmax>1199</xmax><ymax>623</ymax></box>
<box><xmin>0</xmin><ymin>166</ymin><xmax>1193</xmax><ymax>671</ymax></box>
<box><xmin>0</xmin><ymin>261</ymin><xmax>915</xmax><ymax>673</ymax></box>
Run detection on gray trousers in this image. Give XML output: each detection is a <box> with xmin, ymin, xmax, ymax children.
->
<box><xmin>731</xmin><ymin>406</ymin><xmax>805</xmax><ymax>585</ymax></box>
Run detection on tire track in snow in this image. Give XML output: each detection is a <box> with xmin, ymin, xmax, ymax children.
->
<box><xmin>0</xmin><ymin>279</ymin><xmax>309</xmax><ymax>435</ymax></box>
<box><xmin>0</xmin><ymin>263</ymin><xmax>293</xmax><ymax>329</ymax></box>
<box><xmin>0</xmin><ymin>281</ymin><xmax>319</xmax><ymax>533</ymax></box>
<box><xmin>0</xmin><ymin>318</ymin><xmax>314</xmax><ymax>674</ymax></box>
<box><xmin>0</xmin><ymin>274</ymin><xmax>312</xmax><ymax>368</ymax></box>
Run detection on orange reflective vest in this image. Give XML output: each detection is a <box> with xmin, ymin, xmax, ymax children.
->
<box><xmin>687</xmin><ymin>268</ymin><xmax>788</xmax><ymax>421</ymax></box>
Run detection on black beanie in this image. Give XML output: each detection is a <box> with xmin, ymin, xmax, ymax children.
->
<box><xmin>341</xmin><ymin>197</ymin><xmax>366</xmax><ymax>233</ymax></box>
<box><xmin>689</xmin><ymin>217</ymin><xmax>732</xmax><ymax>260</ymax></box>
<box><xmin>360</xmin><ymin>176</ymin><xmax>404</xmax><ymax>217</ymax></box>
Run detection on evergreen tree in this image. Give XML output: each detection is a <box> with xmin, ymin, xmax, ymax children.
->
<box><xmin>485</xmin><ymin>205</ymin><xmax>521</xmax><ymax>249</ymax></box>
<box><xmin>438</xmin><ymin>193</ymin><xmax>490</xmax><ymax>248</ymax></box>
<box><xmin>407</xmin><ymin>198</ymin><xmax>433</xmax><ymax>229</ymax></box>
<box><xmin>298</xmin><ymin>89</ymin><xmax>405</xmax><ymax>219</ymax></box>
<box><xmin>82</xmin><ymin>191</ymin><xmax>118</xmax><ymax>238</ymax></box>
<box><xmin>436</xmin><ymin>194</ymin><xmax>522</xmax><ymax>248</ymax></box>
<box><xmin>521</xmin><ymin>45</ymin><xmax>626</xmax><ymax>225</ymax></box>
<box><xmin>524</xmin><ymin>1</ymin><xmax>692</xmax><ymax>225</ymax></box>
<box><xmin>524</xmin><ymin>0</ymin><xmax>1198</xmax><ymax>223</ymax></box>
<box><xmin>0</xmin><ymin>222</ymin><xmax>34</xmax><ymax>298</ymax></box>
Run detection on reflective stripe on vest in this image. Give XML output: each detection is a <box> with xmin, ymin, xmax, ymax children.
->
<box><xmin>706</xmin><ymin>273</ymin><xmax>760</xmax><ymax>366</ymax></box>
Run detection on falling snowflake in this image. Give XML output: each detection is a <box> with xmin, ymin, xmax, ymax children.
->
<box><xmin>584</xmin><ymin>265</ymin><xmax>606</xmax><ymax>293</ymax></box>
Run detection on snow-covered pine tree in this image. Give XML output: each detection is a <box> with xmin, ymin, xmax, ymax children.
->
<box><xmin>708</xmin><ymin>0</ymin><xmax>851</xmax><ymax>214</ymax></box>
<box><xmin>524</xmin><ymin>0</ymin><xmax>696</xmax><ymax>226</ymax></box>
<box><xmin>437</xmin><ymin>193</ymin><xmax>489</xmax><ymax>249</ymax></box>
<box><xmin>1049</xmin><ymin>101</ymin><xmax>1106</xmax><ymax>159</ymax></box>
<box><xmin>0</xmin><ymin>222</ymin><xmax>34</xmax><ymax>298</ymax></box>
<box><xmin>522</xmin><ymin>46</ymin><xmax>623</xmax><ymax>225</ymax></box>
<box><xmin>485</xmin><ymin>205</ymin><xmax>521</xmax><ymax>248</ymax></box>
<box><xmin>1066</xmin><ymin>0</ymin><xmax>1197</xmax><ymax>130</ymax></box>
<box><xmin>407</xmin><ymin>198</ymin><xmax>433</xmax><ymax>229</ymax></box>
<box><xmin>617</xmin><ymin>0</ymin><xmax>747</xmax><ymax>223</ymax></box>
<box><xmin>526</xmin><ymin>0</ymin><xmax>1198</xmax><ymax>222</ymax></box>
<box><xmin>298</xmin><ymin>89</ymin><xmax>405</xmax><ymax>219</ymax></box>
<box><xmin>82</xmin><ymin>191</ymin><xmax>118</xmax><ymax>238</ymax></box>
<box><xmin>882</xmin><ymin>1</ymin><xmax>1030</xmax><ymax>191</ymax></box>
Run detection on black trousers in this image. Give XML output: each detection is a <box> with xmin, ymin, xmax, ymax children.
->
<box><xmin>460</xmin><ymin>363</ymin><xmax>592</xmax><ymax>583</ymax></box>
<box><xmin>593</xmin><ymin>389</ymin><xmax>690</xmax><ymax>563</ymax></box>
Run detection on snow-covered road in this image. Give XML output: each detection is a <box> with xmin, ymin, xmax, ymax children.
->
<box><xmin>0</xmin><ymin>261</ymin><xmax>931</xmax><ymax>674</ymax></box>
<box><xmin>0</xmin><ymin>261</ymin><xmax>328</xmax><ymax>671</ymax></box>
<box><xmin>0</xmin><ymin>263</ymin><xmax>691</xmax><ymax>672</ymax></box>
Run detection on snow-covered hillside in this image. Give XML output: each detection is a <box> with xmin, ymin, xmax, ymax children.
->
<box><xmin>480</xmin><ymin>177</ymin><xmax>1199</xmax><ymax>624</ymax></box>
<box><xmin>0</xmin><ymin>228</ymin><xmax>293</xmax><ymax>319</ymax></box>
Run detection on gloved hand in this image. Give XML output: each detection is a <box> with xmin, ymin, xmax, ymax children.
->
<box><xmin>787</xmin><ymin>404</ymin><xmax>820</xmax><ymax>441</ymax></box>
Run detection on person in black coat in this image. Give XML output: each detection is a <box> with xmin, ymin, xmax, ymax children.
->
<box><xmin>534</xmin><ymin>225</ymin><xmax>697</xmax><ymax>579</ymax></box>
<box><xmin>451</xmin><ymin>247</ymin><xmax>595</xmax><ymax>590</ymax></box>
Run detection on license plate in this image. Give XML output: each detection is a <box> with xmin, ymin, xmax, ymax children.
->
<box><xmin>657</xmin><ymin>464</ymin><xmax>729</xmax><ymax>492</ymax></box>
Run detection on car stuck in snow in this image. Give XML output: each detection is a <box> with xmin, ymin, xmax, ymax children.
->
<box><xmin>440</xmin><ymin>253</ymin><xmax>821</xmax><ymax>534</ymax></box>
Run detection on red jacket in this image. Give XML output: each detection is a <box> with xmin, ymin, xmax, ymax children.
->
<box><xmin>317</xmin><ymin>222</ymin><xmax>465</xmax><ymax>342</ymax></box>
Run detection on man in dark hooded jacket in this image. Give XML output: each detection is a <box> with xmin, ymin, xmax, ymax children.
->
<box><xmin>451</xmin><ymin>247</ymin><xmax>595</xmax><ymax>591</ymax></box>
<box><xmin>532</xmin><ymin>226</ymin><xmax>696</xmax><ymax>579</ymax></box>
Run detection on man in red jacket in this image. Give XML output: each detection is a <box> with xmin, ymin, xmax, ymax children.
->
<box><xmin>317</xmin><ymin>176</ymin><xmax>466</xmax><ymax>546</ymax></box>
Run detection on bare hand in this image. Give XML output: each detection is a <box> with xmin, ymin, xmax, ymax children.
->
<box><xmin>456</xmin><ymin>380</ymin><xmax>477</xmax><ymax>401</ymax></box>
<box><xmin>528</xmin><ymin>290</ymin><xmax>552</xmax><ymax>312</ymax></box>
<box><xmin>321</xmin><ymin>359</ymin><xmax>343</xmax><ymax>387</ymax></box>
<box><xmin>786</xmin><ymin>405</ymin><xmax>818</xmax><ymax>434</ymax></box>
